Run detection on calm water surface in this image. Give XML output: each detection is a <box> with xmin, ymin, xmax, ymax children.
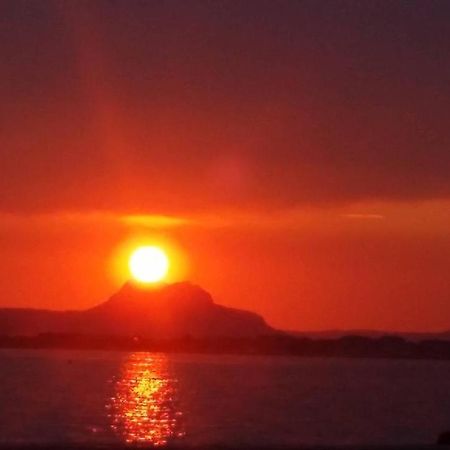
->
<box><xmin>0</xmin><ymin>349</ymin><xmax>449</xmax><ymax>446</ymax></box>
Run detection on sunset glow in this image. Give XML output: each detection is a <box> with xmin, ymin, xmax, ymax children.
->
<box><xmin>4</xmin><ymin>2</ymin><xmax>450</xmax><ymax>448</ymax></box>
<box><xmin>1</xmin><ymin>1</ymin><xmax>449</xmax><ymax>333</ymax></box>
<box><xmin>129</xmin><ymin>246</ymin><xmax>169</xmax><ymax>284</ymax></box>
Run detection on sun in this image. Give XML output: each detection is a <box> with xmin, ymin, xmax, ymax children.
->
<box><xmin>128</xmin><ymin>246</ymin><xmax>169</xmax><ymax>284</ymax></box>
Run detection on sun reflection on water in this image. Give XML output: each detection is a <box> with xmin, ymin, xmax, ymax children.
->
<box><xmin>108</xmin><ymin>353</ymin><xmax>185</xmax><ymax>446</ymax></box>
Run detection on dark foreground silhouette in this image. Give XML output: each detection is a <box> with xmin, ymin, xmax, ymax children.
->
<box><xmin>0</xmin><ymin>282</ymin><xmax>274</xmax><ymax>338</ymax></box>
<box><xmin>2</xmin><ymin>332</ymin><xmax>450</xmax><ymax>361</ymax></box>
<box><xmin>438</xmin><ymin>431</ymin><xmax>450</xmax><ymax>445</ymax></box>
<box><xmin>1</xmin><ymin>281</ymin><xmax>450</xmax><ymax>360</ymax></box>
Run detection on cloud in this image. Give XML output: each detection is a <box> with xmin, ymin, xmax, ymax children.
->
<box><xmin>121</xmin><ymin>215</ymin><xmax>192</xmax><ymax>227</ymax></box>
<box><xmin>0</xmin><ymin>198</ymin><xmax>449</xmax><ymax>240</ymax></box>
<box><xmin>0</xmin><ymin>211</ymin><xmax>189</xmax><ymax>231</ymax></box>
<box><xmin>341</xmin><ymin>214</ymin><xmax>385</xmax><ymax>220</ymax></box>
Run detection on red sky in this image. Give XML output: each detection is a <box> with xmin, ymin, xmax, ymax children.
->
<box><xmin>0</xmin><ymin>1</ymin><xmax>449</xmax><ymax>331</ymax></box>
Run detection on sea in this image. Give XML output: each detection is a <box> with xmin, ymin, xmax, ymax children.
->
<box><xmin>0</xmin><ymin>349</ymin><xmax>449</xmax><ymax>447</ymax></box>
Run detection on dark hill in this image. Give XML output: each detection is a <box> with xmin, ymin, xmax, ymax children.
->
<box><xmin>0</xmin><ymin>282</ymin><xmax>275</xmax><ymax>338</ymax></box>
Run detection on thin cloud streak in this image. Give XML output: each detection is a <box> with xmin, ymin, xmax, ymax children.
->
<box><xmin>0</xmin><ymin>211</ymin><xmax>189</xmax><ymax>230</ymax></box>
<box><xmin>342</xmin><ymin>214</ymin><xmax>385</xmax><ymax>220</ymax></box>
<box><xmin>1</xmin><ymin>199</ymin><xmax>448</xmax><ymax>234</ymax></box>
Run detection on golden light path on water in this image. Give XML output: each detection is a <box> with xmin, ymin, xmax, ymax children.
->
<box><xmin>108</xmin><ymin>353</ymin><xmax>185</xmax><ymax>446</ymax></box>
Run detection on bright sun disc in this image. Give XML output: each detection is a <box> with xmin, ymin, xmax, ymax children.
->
<box><xmin>129</xmin><ymin>246</ymin><xmax>169</xmax><ymax>283</ymax></box>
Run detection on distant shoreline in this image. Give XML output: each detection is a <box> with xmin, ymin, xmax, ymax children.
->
<box><xmin>2</xmin><ymin>333</ymin><xmax>450</xmax><ymax>361</ymax></box>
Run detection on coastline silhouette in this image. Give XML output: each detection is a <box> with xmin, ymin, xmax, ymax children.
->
<box><xmin>0</xmin><ymin>281</ymin><xmax>449</xmax><ymax>361</ymax></box>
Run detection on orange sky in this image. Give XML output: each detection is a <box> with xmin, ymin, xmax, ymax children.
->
<box><xmin>1</xmin><ymin>201</ymin><xmax>449</xmax><ymax>332</ymax></box>
<box><xmin>0</xmin><ymin>1</ymin><xmax>449</xmax><ymax>331</ymax></box>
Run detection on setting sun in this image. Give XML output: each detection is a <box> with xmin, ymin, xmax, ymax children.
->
<box><xmin>129</xmin><ymin>246</ymin><xmax>169</xmax><ymax>284</ymax></box>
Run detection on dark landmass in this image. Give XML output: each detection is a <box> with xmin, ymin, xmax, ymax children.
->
<box><xmin>290</xmin><ymin>329</ymin><xmax>450</xmax><ymax>342</ymax></box>
<box><xmin>1</xmin><ymin>281</ymin><xmax>450</xmax><ymax>360</ymax></box>
<box><xmin>0</xmin><ymin>282</ymin><xmax>274</xmax><ymax>338</ymax></box>
<box><xmin>438</xmin><ymin>431</ymin><xmax>450</xmax><ymax>445</ymax></box>
<box><xmin>3</xmin><ymin>332</ymin><xmax>450</xmax><ymax>361</ymax></box>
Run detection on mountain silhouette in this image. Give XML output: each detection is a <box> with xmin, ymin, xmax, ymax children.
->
<box><xmin>0</xmin><ymin>282</ymin><xmax>275</xmax><ymax>338</ymax></box>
